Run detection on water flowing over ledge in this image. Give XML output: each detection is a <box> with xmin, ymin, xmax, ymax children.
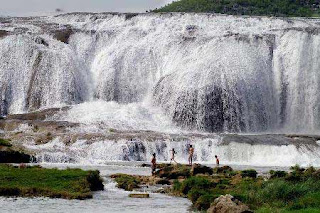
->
<box><xmin>1</xmin><ymin>13</ymin><xmax>320</xmax><ymax>133</ymax></box>
<box><xmin>24</xmin><ymin>134</ymin><xmax>319</xmax><ymax>167</ymax></box>
<box><xmin>1</xmin><ymin>13</ymin><xmax>320</xmax><ymax>167</ymax></box>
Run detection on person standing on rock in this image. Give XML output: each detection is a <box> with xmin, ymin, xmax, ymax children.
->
<box><xmin>215</xmin><ymin>155</ymin><xmax>220</xmax><ymax>166</ymax></box>
<box><xmin>170</xmin><ymin>148</ymin><xmax>177</xmax><ymax>164</ymax></box>
<box><xmin>151</xmin><ymin>153</ymin><xmax>157</xmax><ymax>176</ymax></box>
<box><xmin>188</xmin><ymin>145</ymin><xmax>194</xmax><ymax>166</ymax></box>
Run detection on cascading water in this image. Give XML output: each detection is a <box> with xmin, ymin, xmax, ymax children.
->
<box><xmin>1</xmin><ymin>13</ymin><xmax>320</xmax><ymax>166</ymax></box>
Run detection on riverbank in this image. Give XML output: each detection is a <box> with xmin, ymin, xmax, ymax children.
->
<box><xmin>0</xmin><ymin>165</ymin><xmax>104</xmax><ymax>199</ymax></box>
<box><xmin>0</xmin><ymin>163</ymin><xmax>191</xmax><ymax>213</ymax></box>
<box><xmin>111</xmin><ymin>163</ymin><xmax>320</xmax><ymax>212</ymax></box>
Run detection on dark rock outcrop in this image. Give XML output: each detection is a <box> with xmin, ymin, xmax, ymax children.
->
<box><xmin>191</xmin><ymin>164</ymin><xmax>213</xmax><ymax>176</ymax></box>
<box><xmin>0</xmin><ymin>30</ymin><xmax>9</xmax><ymax>38</ymax></box>
<box><xmin>0</xmin><ymin>150</ymin><xmax>32</xmax><ymax>163</ymax></box>
<box><xmin>52</xmin><ymin>28</ymin><xmax>73</xmax><ymax>44</ymax></box>
<box><xmin>214</xmin><ymin>166</ymin><xmax>233</xmax><ymax>174</ymax></box>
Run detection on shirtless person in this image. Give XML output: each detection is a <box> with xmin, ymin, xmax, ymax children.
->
<box><xmin>170</xmin><ymin>148</ymin><xmax>177</xmax><ymax>164</ymax></box>
<box><xmin>151</xmin><ymin>153</ymin><xmax>156</xmax><ymax>175</ymax></box>
<box><xmin>188</xmin><ymin>145</ymin><xmax>194</xmax><ymax>166</ymax></box>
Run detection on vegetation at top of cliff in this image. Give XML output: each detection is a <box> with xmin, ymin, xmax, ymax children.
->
<box><xmin>153</xmin><ymin>0</ymin><xmax>320</xmax><ymax>17</ymax></box>
<box><xmin>0</xmin><ymin>165</ymin><xmax>104</xmax><ymax>199</ymax></box>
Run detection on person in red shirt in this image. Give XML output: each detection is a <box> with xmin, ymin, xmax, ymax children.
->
<box><xmin>215</xmin><ymin>155</ymin><xmax>220</xmax><ymax>166</ymax></box>
<box><xmin>151</xmin><ymin>153</ymin><xmax>156</xmax><ymax>175</ymax></box>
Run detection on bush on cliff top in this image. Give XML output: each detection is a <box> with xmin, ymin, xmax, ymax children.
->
<box><xmin>153</xmin><ymin>0</ymin><xmax>319</xmax><ymax>17</ymax></box>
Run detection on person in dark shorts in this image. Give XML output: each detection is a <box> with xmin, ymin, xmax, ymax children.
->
<box><xmin>170</xmin><ymin>148</ymin><xmax>177</xmax><ymax>164</ymax></box>
<box><xmin>215</xmin><ymin>155</ymin><xmax>220</xmax><ymax>166</ymax></box>
<box><xmin>151</xmin><ymin>153</ymin><xmax>156</xmax><ymax>175</ymax></box>
<box><xmin>188</xmin><ymin>145</ymin><xmax>194</xmax><ymax>166</ymax></box>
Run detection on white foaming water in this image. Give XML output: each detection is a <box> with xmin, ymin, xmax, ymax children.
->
<box><xmin>24</xmin><ymin>135</ymin><xmax>320</xmax><ymax>167</ymax></box>
<box><xmin>1</xmin><ymin>13</ymin><xmax>320</xmax><ymax>133</ymax></box>
<box><xmin>1</xmin><ymin>13</ymin><xmax>320</xmax><ymax>168</ymax></box>
<box><xmin>57</xmin><ymin>100</ymin><xmax>179</xmax><ymax>132</ymax></box>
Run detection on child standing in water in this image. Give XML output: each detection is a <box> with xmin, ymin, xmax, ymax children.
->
<box><xmin>170</xmin><ymin>148</ymin><xmax>177</xmax><ymax>164</ymax></box>
<box><xmin>151</xmin><ymin>153</ymin><xmax>157</xmax><ymax>175</ymax></box>
<box><xmin>215</xmin><ymin>155</ymin><xmax>220</xmax><ymax>166</ymax></box>
<box><xmin>188</xmin><ymin>145</ymin><xmax>194</xmax><ymax>166</ymax></box>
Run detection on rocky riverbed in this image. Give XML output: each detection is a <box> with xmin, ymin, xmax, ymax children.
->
<box><xmin>1</xmin><ymin>108</ymin><xmax>320</xmax><ymax>166</ymax></box>
<box><xmin>111</xmin><ymin>163</ymin><xmax>320</xmax><ymax>212</ymax></box>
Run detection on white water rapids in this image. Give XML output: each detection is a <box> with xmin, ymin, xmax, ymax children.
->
<box><xmin>1</xmin><ymin>13</ymin><xmax>320</xmax><ymax>166</ymax></box>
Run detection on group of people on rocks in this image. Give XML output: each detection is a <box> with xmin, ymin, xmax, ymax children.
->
<box><xmin>151</xmin><ymin>144</ymin><xmax>220</xmax><ymax>175</ymax></box>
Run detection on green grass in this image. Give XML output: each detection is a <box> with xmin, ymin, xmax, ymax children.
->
<box><xmin>153</xmin><ymin>0</ymin><xmax>320</xmax><ymax>17</ymax></box>
<box><xmin>171</xmin><ymin>165</ymin><xmax>320</xmax><ymax>212</ymax></box>
<box><xmin>0</xmin><ymin>138</ymin><xmax>12</xmax><ymax>147</ymax></box>
<box><xmin>0</xmin><ymin>165</ymin><xmax>104</xmax><ymax>199</ymax></box>
<box><xmin>112</xmin><ymin>174</ymin><xmax>141</xmax><ymax>191</ymax></box>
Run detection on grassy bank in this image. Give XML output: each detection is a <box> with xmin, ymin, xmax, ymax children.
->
<box><xmin>111</xmin><ymin>163</ymin><xmax>320</xmax><ymax>212</ymax></box>
<box><xmin>0</xmin><ymin>165</ymin><xmax>104</xmax><ymax>199</ymax></box>
<box><xmin>172</xmin><ymin>165</ymin><xmax>320</xmax><ymax>212</ymax></box>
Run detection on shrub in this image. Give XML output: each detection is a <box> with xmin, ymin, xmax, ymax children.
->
<box><xmin>241</xmin><ymin>169</ymin><xmax>257</xmax><ymax>178</ymax></box>
<box><xmin>187</xmin><ymin>188</ymin><xmax>207</xmax><ymax>203</ymax></box>
<box><xmin>290</xmin><ymin>192</ymin><xmax>320</xmax><ymax>210</ymax></box>
<box><xmin>180</xmin><ymin>176</ymin><xmax>213</xmax><ymax>195</ymax></box>
<box><xmin>0</xmin><ymin>138</ymin><xmax>12</xmax><ymax>147</ymax></box>
<box><xmin>86</xmin><ymin>171</ymin><xmax>104</xmax><ymax>191</ymax></box>
<box><xmin>214</xmin><ymin>166</ymin><xmax>233</xmax><ymax>174</ymax></box>
<box><xmin>114</xmin><ymin>174</ymin><xmax>140</xmax><ymax>191</ymax></box>
<box><xmin>173</xmin><ymin>179</ymin><xmax>182</xmax><ymax>191</ymax></box>
<box><xmin>194</xmin><ymin>193</ymin><xmax>218</xmax><ymax>210</ymax></box>
<box><xmin>290</xmin><ymin>164</ymin><xmax>305</xmax><ymax>173</ymax></box>
<box><xmin>270</xmin><ymin>170</ymin><xmax>287</xmax><ymax>179</ymax></box>
<box><xmin>304</xmin><ymin>166</ymin><xmax>316</xmax><ymax>178</ymax></box>
<box><xmin>258</xmin><ymin>180</ymin><xmax>308</xmax><ymax>203</ymax></box>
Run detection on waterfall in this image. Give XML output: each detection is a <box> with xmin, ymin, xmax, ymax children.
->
<box><xmin>1</xmin><ymin>13</ymin><xmax>320</xmax><ymax>133</ymax></box>
<box><xmin>24</xmin><ymin>134</ymin><xmax>320</xmax><ymax>167</ymax></box>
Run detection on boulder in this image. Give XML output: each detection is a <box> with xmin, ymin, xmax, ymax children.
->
<box><xmin>0</xmin><ymin>30</ymin><xmax>8</xmax><ymax>38</ymax></box>
<box><xmin>214</xmin><ymin>166</ymin><xmax>233</xmax><ymax>174</ymax></box>
<box><xmin>155</xmin><ymin>164</ymin><xmax>191</xmax><ymax>179</ymax></box>
<box><xmin>191</xmin><ymin>164</ymin><xmax>214</xmax><ymax>176</ymax></box>
<box><xmin>241</xmin><ymin>170</ymin><xmax>257</xmax><ymax>178</ymax></box>
<box><xmin>155</xmin><ymin>178</ymin><xmax>171</xmax><ymax>185</ymax></box>
<box><xmin>52</xmin><ymin>28</ymin><xmax>73</xmax><ymax>44</ymax></box>
<box><xmin>207</xmin><ymin>194</ymin><xmax>252</xmax><ymax>213</ymax></box>
<box><xmin>129</xmin><ymin>193</ymin><xmax>149</xmax><ymax>198</ymax></box>
<box><xmin>0</xmin><ymin>150</ymin><xmax>32</xmax><ymax>163</ymax></box>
